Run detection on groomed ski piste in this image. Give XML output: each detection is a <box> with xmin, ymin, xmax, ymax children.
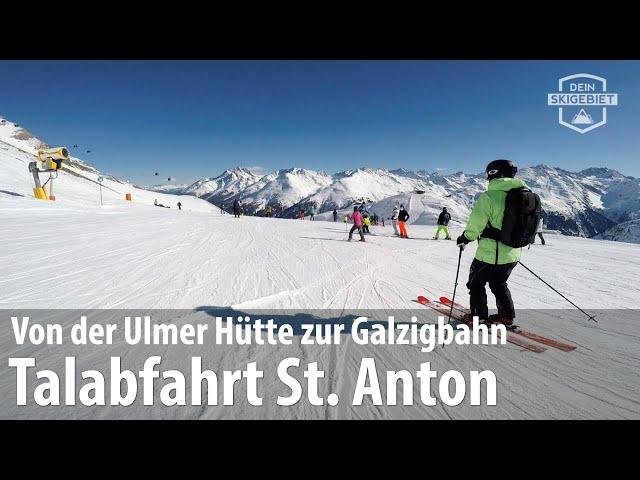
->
<box><xmin>1</xmin><ymin>121</ymin><xmax>640</xmax><ymax>420</ymax></box>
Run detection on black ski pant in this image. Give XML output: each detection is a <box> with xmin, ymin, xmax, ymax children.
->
<box><xmin>348</xmin><ymin>225</ymin><xmax>365</xmax><ymax>241</ymax></box>
<box><xmin>536</xmin><ymin>232</ymin><xmax>546</xmax><ymax>245</ymax></box>
<box><xmin>233</xmin><ymin>208</ymin><xmax>240</xmax><ymax>218</ymax></box>
<box><xmin>466</xmin><ymin>258</ymin><xmax>517</xmax><ymax>320</ymax></box>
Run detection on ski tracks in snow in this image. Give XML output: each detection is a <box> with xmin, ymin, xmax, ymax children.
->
<box><xmin>3</xmin><ymin>209</ymin><xmax>640</xmax><ymax>418</ymax></box>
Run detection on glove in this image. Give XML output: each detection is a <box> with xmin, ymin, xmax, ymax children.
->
<box><xmin>456</xmin><ymin>234</ymin><xmax>470</xmax><ymax>249</ymax></box>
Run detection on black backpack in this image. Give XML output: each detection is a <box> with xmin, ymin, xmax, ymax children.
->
<box><xmin>482</xmin><ymin>187</ymin><xmax>541</xmax><ymax>248</ymax></box>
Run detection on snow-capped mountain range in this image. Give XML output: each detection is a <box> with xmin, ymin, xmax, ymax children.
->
<box><xmin>174</xmin><ymin>164</ymin><xmax>639</xmax><ymax>239</ymax></box>
<box><xmin>2</xmin><ymin>113</ymin><xmax>639</xmax><ymax>243</ymax></box>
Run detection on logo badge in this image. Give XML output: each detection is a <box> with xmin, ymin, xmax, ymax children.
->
<box><xmin>547</xmin><ymin>74</ymin><xmax>619</xmax><ymax>134</ymax></box>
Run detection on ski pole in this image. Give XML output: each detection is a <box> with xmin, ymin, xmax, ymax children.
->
<box><xmin>517</xmin><ymin>261</ymin><xmax>597</xmax><ymax>323</ymax></box>
<box><xmin>447</xmin><ymin>246</ymin><xmax>464</xmax><ymax>325</ymax></box>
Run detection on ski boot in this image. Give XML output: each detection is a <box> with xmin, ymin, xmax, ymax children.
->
<box><xmin>458</xmin><ymin>313</ymin><xmax>489</xmax><ymax>325</ymax></box>
<box><xmin>487</xmin><ymin>314</ymin><xmax>515</xmax><ymax>327</ymax></box>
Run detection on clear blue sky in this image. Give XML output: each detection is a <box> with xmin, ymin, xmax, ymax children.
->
<box><xmin>1</xmin><ymin>60</ymin><xmax>638</xmax><ymax>184</ymax></box>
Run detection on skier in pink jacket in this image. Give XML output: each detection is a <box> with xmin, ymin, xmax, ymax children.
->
<box><xmin>348</xmin><ymin>206</ymin><xmax>365</xmax><ymax>242</ymax></box>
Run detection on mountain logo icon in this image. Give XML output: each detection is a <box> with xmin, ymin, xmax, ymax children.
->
<box><xmin>547</xmin><ymin>73</ymin><xmax>619</xmax><ymax>134</ymax></box>
<box><xmin>571</xmin><ymin>109</ymin><xmax>594</xmax><ymax>125</ymax></box>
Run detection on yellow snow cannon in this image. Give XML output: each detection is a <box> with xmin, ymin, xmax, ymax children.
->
<box><xmin>37</xmin><ymin>147</ymin><xmax>69</xmax><ymax>171</ymax></box>
<box><xmin>30</xmin><ymin>147</ymin><xmax>69</xmax><ymax>200</ymax></box>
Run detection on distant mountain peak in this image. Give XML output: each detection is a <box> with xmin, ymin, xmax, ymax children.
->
<box><xmin>579</xmin><ymin>167</ymin><xmax>625</xmax><ymax>179</ymax></box>
<box><xmin>222</xmin><ymin>166</ymin><xmax>259</xmax><ymax>177</ymax></box>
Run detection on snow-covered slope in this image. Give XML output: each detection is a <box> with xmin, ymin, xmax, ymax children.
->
<box><xmin>4</xmin><ymin>205</ymin><xmax>639</xmax><ymax>309</ymax></box>
<box><xmin>2</xmin><ymin>207</ymin><xmax>639</xmax><ymax>419</ymax></box>
<box><xmin>0</xmin><ymin>117</ymin><xmax>49</xmax><ymax>151</ymax></box>
<box><xmin>0</xmin><ymin>115</ymin><xmax>216</xmax><ymax>213</ymax></box>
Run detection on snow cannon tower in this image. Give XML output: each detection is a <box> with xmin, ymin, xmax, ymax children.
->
<box><xmin>29</xmin><ymin>147</ymin><xmax>69</xmax><ymax>200</ymax></box>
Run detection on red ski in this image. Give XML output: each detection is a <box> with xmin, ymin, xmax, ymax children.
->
<box><xmin>416</xmin><ymin>296</ymin><xmax>547</xmax><ymax>353</ymax></box>
<box><xmin>438</xmin><ymin>297</ymin><xmax>576</xmax><ymax>352</ymax></box>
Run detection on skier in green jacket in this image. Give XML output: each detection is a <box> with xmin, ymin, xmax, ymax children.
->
<box><xmin>456</xmin><ymin>159</ymin><xmax>530</xmax><ymax>325</ymax></box>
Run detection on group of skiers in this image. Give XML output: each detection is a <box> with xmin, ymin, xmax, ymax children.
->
<box><xmin>344</xmin><ymin>201</ymin><xmax>452</xmax><ymax>242</ymax></box>
<box><xmin>389</xmin><ymin>205</ymin><xmax>451</xmax><ymax>240</ymax></box>
<box><xmin>206</xmin><ymin>159</ymin><xmax>545</xmax><ymax>328</ymax></box>
<box><xmin>344</xmin><ymin>159</ymin><xmax>545</xmax><ymax>327</ymax></box>
<box><xmin>345</xmin><ymin>202</ymin><xmax>382</xmax><ymax>241</ymax></box>
<box><xmin>389</xmin><ymin>204</ymin><xmax>411</xmax><ymax>238</ymax></box>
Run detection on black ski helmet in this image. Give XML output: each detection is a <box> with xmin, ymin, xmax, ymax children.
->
<box><xmin>486</xmin><ymin>159</ymin><xmax>517</xmax><ymax>180</ymax></box>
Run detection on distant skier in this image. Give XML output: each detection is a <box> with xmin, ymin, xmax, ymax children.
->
<box><xmin>434</xmin><ymin>207</ymin><xmax>452</xmax><ymax>240</ymax></box>
<box><xmin>397</xmin><ymin>204</ymin><xmax>410</xmax><ymax>238</ymax></box>
<box><xmin>265</xmin><ymin>205</ymin><xmax>273</xmax><ymax>217</ymax></box>
<box><xmin>177</xmin><ymin>201</ymin><xmax>182</xmax><ymax>210</ymax></box>
<box><xmin>390</xmin><ymin>205</ymin><xmax>399</xmax><ymax>236</ymax></box>
<box><xmin>309</xmin><ymin>204</ymin><xmax>316</xmax><ymax>221</ymax></box>
<box><xmin>347</xmin><ymin>206</ymin><xmax>365</xmax><ymax>242</ymax></box>
<box><xmin>220</xmin><ymin>203</ymin><xmax>225</xmax><ymax>214</ymax></box>
<box><xmin>456</xmin><ymin>159</ymin><xmax>541</xmax><ymax>326</ymax></box>
<box><xmin>535</xmin><ymin>212</ymin><xmax>546</xmax><ymax>245</ymax></box>
<box><xmin>362</xmin><ymin>214</ymin><xmax>371</xmax><ymax>233</ymax></box>
<box><xmin>300</xmin><ymin>208</ymin><xmax>305</xmax><ymax>220</ymax></box>
<box><xmin>233</xmin><ymin>198</ymin><xmax>241</xmax><ymax>218</ymax></box>
<box><xmin>333</xmin><ymin>209</ymin><xmax>338</xmax><ymax>222</ymax></box>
